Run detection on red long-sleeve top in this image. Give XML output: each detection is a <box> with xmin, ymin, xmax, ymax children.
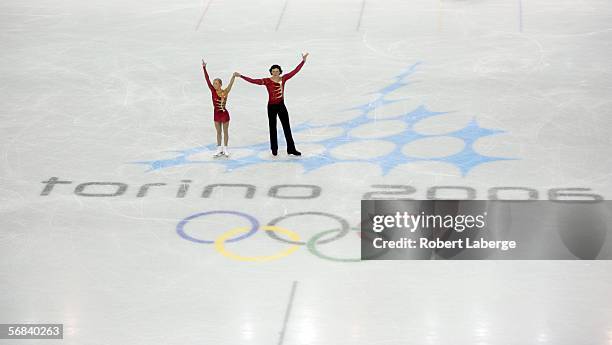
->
<box><xmin>240</xmin><ymin>60</ymin><xmax>305</xmax><ymax>105</ymax></box>
<box><xmin>203</xmin><ymin>65</ymin><xmax>228</xmax><ymax>112</ymax></box>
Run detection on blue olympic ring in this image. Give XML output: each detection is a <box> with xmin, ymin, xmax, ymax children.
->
<box><xmin>176</xmin><ymin>210</ymin><xmax>259</xmax><ymax>244</ymax></box>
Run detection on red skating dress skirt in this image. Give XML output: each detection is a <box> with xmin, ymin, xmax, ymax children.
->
<box><xmin>213</xmin><ymin>91</ymin><xmax>230</xmax><ymax>123</ymax></box>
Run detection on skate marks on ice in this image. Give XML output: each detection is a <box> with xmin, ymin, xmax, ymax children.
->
<box><xmin>195</xmin><ymin>0</ymin><xmax>214</xmax><ymax>31</ymax></box>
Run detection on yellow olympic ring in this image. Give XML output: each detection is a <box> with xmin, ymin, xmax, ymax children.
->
<box><xmin>214</xmin><ymin>225</ymin><xmax>301</xmax><ymax>262</ymax></box>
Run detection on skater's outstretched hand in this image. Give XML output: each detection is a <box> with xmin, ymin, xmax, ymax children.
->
<box><xmin>202</xmin><ymin>59</ymin><xmax>207</xmax><ymax>67</ymax></box>
<box><xmin>233</xmin><ymin>72</ymin><xmax>241</xmax><ymax>77</ymax></box>
<box><xmin>302</xmin><ymin>52</ymin><xmax>309</xmax><ymax>61</ymax></box>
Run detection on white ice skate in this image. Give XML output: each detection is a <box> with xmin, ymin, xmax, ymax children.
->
<box><xmin>213</xmin><ymin>146</ymin><xmax>224</xmax><ymax>158</ymax></box>
<box><xmin>222</xmin><ymin>146</ymin><xmax>230</xmax><ymax>157</ymax></box>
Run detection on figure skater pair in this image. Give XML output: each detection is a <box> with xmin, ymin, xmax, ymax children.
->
<box><xmin>201</xmin><ymin>52</ymin><xmax>309</xmax><ymax>157</ymax></box>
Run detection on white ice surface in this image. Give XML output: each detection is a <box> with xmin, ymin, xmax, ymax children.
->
<box><xmin>1</xmin><ymin>0</ymin><xmax>612</xmax><ymax>344</ymax></box>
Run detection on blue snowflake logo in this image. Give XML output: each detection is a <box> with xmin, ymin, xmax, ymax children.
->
<box><xmin>132</xmin><ymin>62</ymin><xmax>515</xmax><ymax>175</ymax></box>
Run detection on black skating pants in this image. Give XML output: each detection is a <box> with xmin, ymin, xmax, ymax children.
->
<box><xmin>267</xmin><ymin>102</ymin><xmax>296</xmax><ymax>153</ymax></box>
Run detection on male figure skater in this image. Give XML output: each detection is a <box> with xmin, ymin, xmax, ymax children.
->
<box><xmin>236</xmin><ymin>53</ymin><xmax>309</xmax><ymax>156</ymax></box>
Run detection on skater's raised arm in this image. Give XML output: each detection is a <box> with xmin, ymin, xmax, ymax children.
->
<box><xmin>225</xmin><ymin>73</ymin><xmax>238</xmax><ymax>93</ymax></box>
<box><xmin>237</xmin><ymin>72</ymin><xmax>265</xmax><ymax>85</ymax></box>
<box><xmin>202</xmin><ymin>60</ymin><xmax>215</xmax><ymax>91</ymax></box>
<box><xmin>283</xmin><ymin>53</ymin><xmax>308</xmax><ymax>81</ymax></box>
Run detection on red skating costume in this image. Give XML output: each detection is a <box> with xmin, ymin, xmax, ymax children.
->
<box><xmin>203</xmin><ymin>65</ymin><xmax>230</xmax><ymax>123</ymax></box>
<box><xmin>239</xmin><ymin>60</ymin><xmax>305</xmax><ymax>104</ymax></box>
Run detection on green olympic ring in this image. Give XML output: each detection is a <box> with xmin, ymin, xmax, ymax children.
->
<box><xmin>307</xmin><ymin>227</ymin><xmax>390</xmax><ymax>262</ymax></box>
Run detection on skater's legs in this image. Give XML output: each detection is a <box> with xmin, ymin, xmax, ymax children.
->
<box><xmin>222</xmin><ymin>121</ymin><xmax>229</xmax><ymax>146</ymax></box>
<box><xmin>214</xmin><ymin>121</ymin><xmax>222</xmax><ymax>146</ymax></box>
<box><xmin>267</xmin><ymin>104</ymin><xmax>279</xmax><ymax>153</ymax></box>
<box><xmin>277</xmin><ymin>103</ymin><xmax>296</xmax><ymax>152</ymax></box>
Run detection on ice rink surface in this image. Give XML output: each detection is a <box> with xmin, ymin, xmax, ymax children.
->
<box><xmin>2</xmin><ymin>0</ymin><xmax>612</xmax><ymax>344</ymax></box>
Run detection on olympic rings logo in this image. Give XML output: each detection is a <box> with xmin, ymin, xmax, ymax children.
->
<box><xmin>176</xmin><ymin>210</ymin><xmax>388</xmax><ymax>262</ymax></box>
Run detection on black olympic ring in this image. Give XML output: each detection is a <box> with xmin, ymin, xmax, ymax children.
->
<box><xmin>306</xmin><ymin>226</ymin><xmax>391</xmax><ymax>261</ymax></box>
<box><xmin>266</xmin><ymin>211</ymin><xmax>351</xmax><ymax>245</ymax></box>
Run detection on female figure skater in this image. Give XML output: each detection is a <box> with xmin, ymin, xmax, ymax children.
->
<box><xmin>236</xmin><ymin>53</ymin><xmax>309</xmax><ymax>156</ymax></box>
<box><xmin>202</xmin><ymin>59</ymin><xmax>238</xmax><ymax>157</ymax></box>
